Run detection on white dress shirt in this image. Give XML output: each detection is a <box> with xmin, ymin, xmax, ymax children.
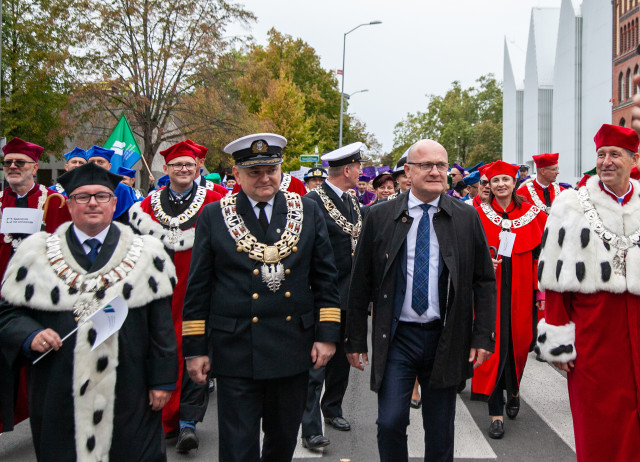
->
<box><xmin>247</xmin><ymin>196</ymin><xmax>275</xmax><ymax>223</ymax></box>
<box><xmin>73</xmin><ymin>225</ymin><xmax>110</xmax><ymax>254</ymax></box>
<box><xmin>399</xmin><ymin>190</ymin><xmax>441</xmax><ymax>323</ymax></box>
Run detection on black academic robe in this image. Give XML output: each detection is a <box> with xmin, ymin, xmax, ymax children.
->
<box><xmin>0</xmin><ymin>222</ymin><xmax>178</xmax><ymax>462</ymax></box>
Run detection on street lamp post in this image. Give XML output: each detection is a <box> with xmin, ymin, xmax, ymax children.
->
<box><xmin>338</xmin><ymin>21</ymin><xmax>381</xmax><ymax>148</ymax></box>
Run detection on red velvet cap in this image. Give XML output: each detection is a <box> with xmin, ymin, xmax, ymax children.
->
<box><xmin>532</xmin><ymin>153</ymin><xmax>559</xmax><ymax>168</ymax></box>
<box><xmin>478</xmin><ymin>162</ymin><xmax>494</xmax><ymax>176</ymax></box>
<box><xmin>631</xmin><ymin>165</ymin><xmax>640</xmax><ymax>181</ymax></box>
<box><xmin>2</xmin><ymin>137</ymin><xmax>44</xmax><ymax>162</ymax></box>
<box><xmin>184</xmin><ymin>139</ymin><xmax>208</xmax><ymax>159</ymax></box>
<box><xmin>594</xmin><ymin>124</ymin><xmax>640</xmax><ymax>153</ymax></box>
<box><xmin>484</xmin><ymin>160</ymin><xmax>519</xmax><ymax>180</ymax></box>
<box><xmin>160</xmin><ymin>141</ymin><xmax>199</xmax><ymax>163</ymax></box>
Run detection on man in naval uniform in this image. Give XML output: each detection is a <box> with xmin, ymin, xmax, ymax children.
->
<box><xmin>129</xmin><ymin>140</ymin><xmax>222</xmax><ymax>453</ymax></box>
<box><xmin>182</xmin><ymin>133</ymin><xmax>341</xmax><ymax>462</ymax></box>
<box><xmin>51</xmin><ymin>147</ymin><xmax>88</xmax><ymax>194</ymax></box>
<box><xmin>0</xmin><ymin>162</ymin><xmax>178</xmax><ymax>461</ymax></box>
<box><xmin>0</xmin><ymin>137</ymin><xmax>71</xmax><ymax>433</ymax></box>
<box><xmin>516</xmin><ymin>153</ymin><xmax>564</xmax><ymax>214</ymax></box>
<box><xmin>300</xmin><ymin>142</ymin><xmax>364</xmax><ymax>449</ymax></box>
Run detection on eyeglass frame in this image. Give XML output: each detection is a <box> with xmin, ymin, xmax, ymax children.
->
<box><xmin>2</xmin><ymin>159</ymin><xmax>36</xmax><ymax>168</ymax></box>
<box><xmin>68</xmin><ymin>192</ymin><xmax>115</xmax><ymax>204</ymax></box>
<box><xmin>166</xmin><ymin>162</ymin><xmax>197</xmax><ymax>171</ymax></box>
<box><xmin>405</xmin><ymin>161</ymin><xmax>450</xmax><ymax>172</ymax></box>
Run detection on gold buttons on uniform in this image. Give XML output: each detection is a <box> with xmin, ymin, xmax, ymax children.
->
<box><xmin>285</xmin><ymin>292</ymin><xmax>291</xmax><ymax>298</ymax></box>
<box><xmin>285</xmin><ymin>269</ymin><xmax>291</xmax><ymax>275</ymax></box>
<box><xmin>292</xmin><ymin>246</ymin><xmax>298</xmax><ymax>252</ymax></box>
<box><xmin>252</xmin><ymin>317</ymin><xmax>259</xmax><ymax>323</ymax></box>
<box><xmin>253</xmin><ymin>269</ymin><xmax>259</xmax><ymax>275</ymax></box>
<box><xmin>286</xmin><ymin>316</ymin><xmax>292</xmax><ymax>322</ymax></box>
<box><xmin>351</xmin><ymin>253</ymin><xmax>354</xmax><ymax>257</ymax></box>
<box><xmin>236</xmin><ymin>246</ymin><xmax>243</xmax><ymax>252</ymax></box>
<box><xmin>252</xmin><ymin>293</ymin><xmax>259</xmax><ymax>300</ymax></box>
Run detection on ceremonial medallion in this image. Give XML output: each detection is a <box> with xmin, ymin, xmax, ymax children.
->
<box><xmin>526</xmin><ymin>181</ymin><xmax>560</xmax><ymax>213</ymax></box>
<box><xmin>314</xmin><ymin>185</ymin><xmax>362</xmax><ymax>252</ymax></box>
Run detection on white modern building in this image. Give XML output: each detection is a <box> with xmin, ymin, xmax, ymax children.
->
<box><xmin>503</xmin><ymin>0</ymin><xmax>612</xmax><ymax>185</ymax></box>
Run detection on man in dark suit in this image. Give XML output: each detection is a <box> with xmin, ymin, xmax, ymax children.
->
<box><xmin>182</xmin><ymin>133</ymin><xmax>341</xmax><ymax>462</ymax></box>
<box><xmin>300</xmin><ymin>142</ymin><xmax>365</xmax><ymax>449</ymax></box>
<box><xmin>345</xmin><ymin>139</ymin><xmax>497</xmax><ymax>462</ymax></box>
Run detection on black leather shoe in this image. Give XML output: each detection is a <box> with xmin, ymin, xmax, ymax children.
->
<box><xmin>488</xmin><ymin>419</ymin><xmax>504</xmax><ymax>439</ymax></box>
<box><xmin>506</xmin><ymin>394</ymin><xmax>520</xmax><ymax>419</ymax></box>
<box><xmin>302</xmin><ymin>434</ymin><xmax>330</xmax><ymax>449</ymax></box>
<box><xmin>176</xmin><ymin>427</ymin><xmax>199</xmax><ymax>453</ymax></box>
<box><xmin>208</xmin><ymin>378</ymin><xmax>215</xmax><ymax>393</ymax></box>
<box><xmin>410</xmin><ymin>399</ymin><xmax>421</xmax><ymax>409</ymax></box>
<box><xmin>324</xmin><ymin>416</ymin><xmax>351</xmax><ymax>431</ymax></box>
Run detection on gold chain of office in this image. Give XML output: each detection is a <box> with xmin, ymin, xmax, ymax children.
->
<box><xmin>525</xmin><ymin>182</ymin><xmax>560</xmax><ymax>213</ymax></box>
<box><xmin>221</xmin><ymin>192</ymin><xmax>303</xmax><ymax>291</ymax></box>
<box><xmin>313</xmin><ymin>186</ymin><xmax>362</xmax><ymax>253</ymax></box>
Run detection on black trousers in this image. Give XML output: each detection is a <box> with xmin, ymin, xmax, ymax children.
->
<box><xmin>301</xmin><ymin>322</ymin><xmax>350</xmax><ymax>436</ymax></box>
<box><xmin>377</xmin><ymin>322</ymin><xmax>457</xmax><ymax>462</ymax></box>
<box><xmin>180</xmin><ymin>360</ymin><xmax>209</xmax><ymax>422</ymax></box>
<box><xmin>216</xmin><ymin>371</ymin><xmax>308</xmax><ymax>462</ymax></box>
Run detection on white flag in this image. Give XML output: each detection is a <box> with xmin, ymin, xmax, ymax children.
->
<box><xmin>85</xmin><ymin>296</ymin><xmax>129</xmax><ymax>350</ymax></box>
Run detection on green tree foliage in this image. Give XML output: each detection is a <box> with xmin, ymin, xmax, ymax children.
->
<box><xmin>1</xmin><ymin>0</ymin><xmax>74</xmax><ymax>152</ymax></box>
<box><xmin>392</xmin><ymin>74</ymin><xmax>502</xmax><ymax>167</ymax></box>
<box><xmin>179</xmin><ymin>28</ymin><xmax>380</xmax><ymax>172</ymax></box>
<box><xmin>70</xmin><ymin>0</ymin><xmax>254</xmax><ymax>189</ymax></box>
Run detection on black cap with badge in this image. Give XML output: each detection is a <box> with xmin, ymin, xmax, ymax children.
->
<box><xmin>57</xmin><ymin>161</ymin><xmax>123</xmax><ymax>194</ymax></box>
<box><xmin>224</xmin><ymin>133</ymin><xmax>287</xmax><ymax>168</ymax></box>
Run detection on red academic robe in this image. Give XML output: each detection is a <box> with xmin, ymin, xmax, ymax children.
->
<box><xmin>472</xmin><ymin>194</ymin><xmax>483</xmax><ymax>207</ymax></box>
<box><xmin>130</xmin><ymin>186</ymin><xmax>222</xmax><ymax>434</ymax></box>
<box><xmin>538</xmin><ymin>178</ymin><xmax>640</xmax><ymax>462</ymax></box>
<box><xmin>517</xmin><ymin>179</ymin><xmax>564</xmax><ymax>210</ymax></box>
<box><xmin>232</xmin><ymin>172</ymin><xmax>307</xmax><ymax>196</ymax></box>
<box><xmin>0</xmin><ymin>183</ymin><xmax>70</xmax><ymax>433</ymax></box>
<box><xmin>471</xmin><ymin>199</ymin><xmax>546</xmax><ymax>398</ymax></box>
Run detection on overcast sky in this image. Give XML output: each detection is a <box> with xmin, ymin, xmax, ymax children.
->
<box><xmin>229</xmin><ymin>0</ymin><xmax>562</xmax><ymax>153</ymax></box>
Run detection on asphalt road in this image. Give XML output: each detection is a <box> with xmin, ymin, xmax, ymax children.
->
<box><xmin>0</xmin><ymin>352</ymin><xmax>576</xmax><ymax>461</ymax></box>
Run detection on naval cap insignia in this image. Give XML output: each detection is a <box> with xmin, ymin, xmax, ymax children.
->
<box><xmin>252</xmin><ymin>140</ymin><xmax>268</xmax><ymax>154</ymax></box>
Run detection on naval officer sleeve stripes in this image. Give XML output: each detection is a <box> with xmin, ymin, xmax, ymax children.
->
<box><xmin>319</xmin><ymin>307</ymin><xmax>341</xmax><ymax>323</ymax></box>
<box><xmin>182</xmin><ymin>320</ymin><xmax>206</xmax><ymax>336</ymax></box>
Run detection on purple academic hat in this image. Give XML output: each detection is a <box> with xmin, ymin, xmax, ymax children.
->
<box><xmin>451</xmin><ymin>163</ymin><xmax>466</xmax><ymax>176</ymax></box>
<box><xmin>321</xmin><ymin>159</ymin><xmax>329</xmax><ymax>167</ymax></box>
<box><xmin>362</xmin><ymin>166</ymin><xmax>376</xmax><ymax>179</ymax></box>
<box><xmin>377</xmin><ymin>166</ymin><xmax>390</xmax><ymax>175</ymax></box>
<box><xmin>559</xmin><ymin>182</ymin><xmax>573</xmax><ymax>190</ymax></box>
<box><xmin>359</xmin><ymin>175</ymin><xmax>371</xmax><ymax>182</ymax></box>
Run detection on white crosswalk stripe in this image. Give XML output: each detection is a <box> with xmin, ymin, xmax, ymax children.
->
<box><xmin>519</xmin><ymin>353</ymin><xmax>575</xmax><ymax>451</ymax></box>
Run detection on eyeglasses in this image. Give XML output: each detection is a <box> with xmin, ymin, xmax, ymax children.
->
<box><xmin>166</xmin><ymin>162</ymin><xmax>197</xmax><ymax>171</ymax></box>
<box><xmin>406</xmin><ymin>162</ymin><xmax>449</xmax><ymax>172</ymax></box>
<box><xmin>69</xmin><ymin>192</ymin><xmax>115</xmax><ymax>204</ymax></box>
<box><xmin>479</xmin><ymin>180</ymin><xmax>489</xmax><ymax>186</ymax></box>
<box><xmin>2</xmin><ymin>160</ymin><xmax>36</xmax><ymax>168</ymax></box>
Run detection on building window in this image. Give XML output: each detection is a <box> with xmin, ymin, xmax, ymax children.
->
<box><xmin>627</xmin><ymin>69</ymin><xmax>632</xmax><ymax>100</ymax></box>
<box><xmin>635</xmin><ymin>65</ymin><xmax>640</xmax><ymax>96</ymax></box>
<box><xmin>621</xmin><ymin>118</ymin><xmax>627</xmax><ymax>127</ymax></box>
<box><xmin>620</xmin><ymin>72</ymin><xmax>625</xmax><ymax>104</ymax></box>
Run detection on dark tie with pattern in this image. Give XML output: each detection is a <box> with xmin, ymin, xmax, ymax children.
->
<box><xmin>411</xmin><ymin>204</ymin><xmax>431</xmax><ymax>316</ymax></box>
<box><xmin>256</xmin><ymin>202</ymin><xmax>269</xmax><ymax>233</ymax></box>
<box><xmin>85</xmin><ymin>238</ymin><xmax>101</xmax><ymax>264</ymax></box>
<box><xmin>341</xmin><ymin>193</ymin><xmax>353</xmax><ymax>222</ymax></box>
<box><xmin>543</xmin><ymin>187</ymin><xmax>551</xmax><ymax>207</ymax></box>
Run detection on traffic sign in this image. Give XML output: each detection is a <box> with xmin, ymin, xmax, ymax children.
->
<box><xmin>300</xmin><ymin>155</ymin><xmax>319</xmax><ymax>163</ymax></box>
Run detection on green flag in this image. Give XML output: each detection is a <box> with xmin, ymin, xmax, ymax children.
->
<box><xmin>103</xmin><ymin>115</ymin><xmax>142</xmax><ymax>172</ymax></box>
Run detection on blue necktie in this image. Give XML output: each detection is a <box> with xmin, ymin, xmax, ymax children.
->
<box><xmin>85</xmin><ymin>238</ymin><xmax>101</xmax><ymax>264</ymax></box>
<box><xmin>412</xmin><ymin>204</ymin><xmax>431</xmax><ymax>316</ymax></box>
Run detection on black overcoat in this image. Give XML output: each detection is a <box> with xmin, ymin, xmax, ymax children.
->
<box><xmin>345</xmin><ymin>191</ymin><xmax>497</xmax><ymax>392</ymax></box>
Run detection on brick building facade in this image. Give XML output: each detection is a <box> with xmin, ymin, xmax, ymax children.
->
<box><xmin>613</xmin><ymin>0</ymin><xmax>640</xmax><ymax>127</ymax></box>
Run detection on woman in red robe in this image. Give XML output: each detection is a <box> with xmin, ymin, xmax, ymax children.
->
<box><xmin>472</xmin><ymin>160</ymin><xmax>547</xmax><ymax>439</ymax></box>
